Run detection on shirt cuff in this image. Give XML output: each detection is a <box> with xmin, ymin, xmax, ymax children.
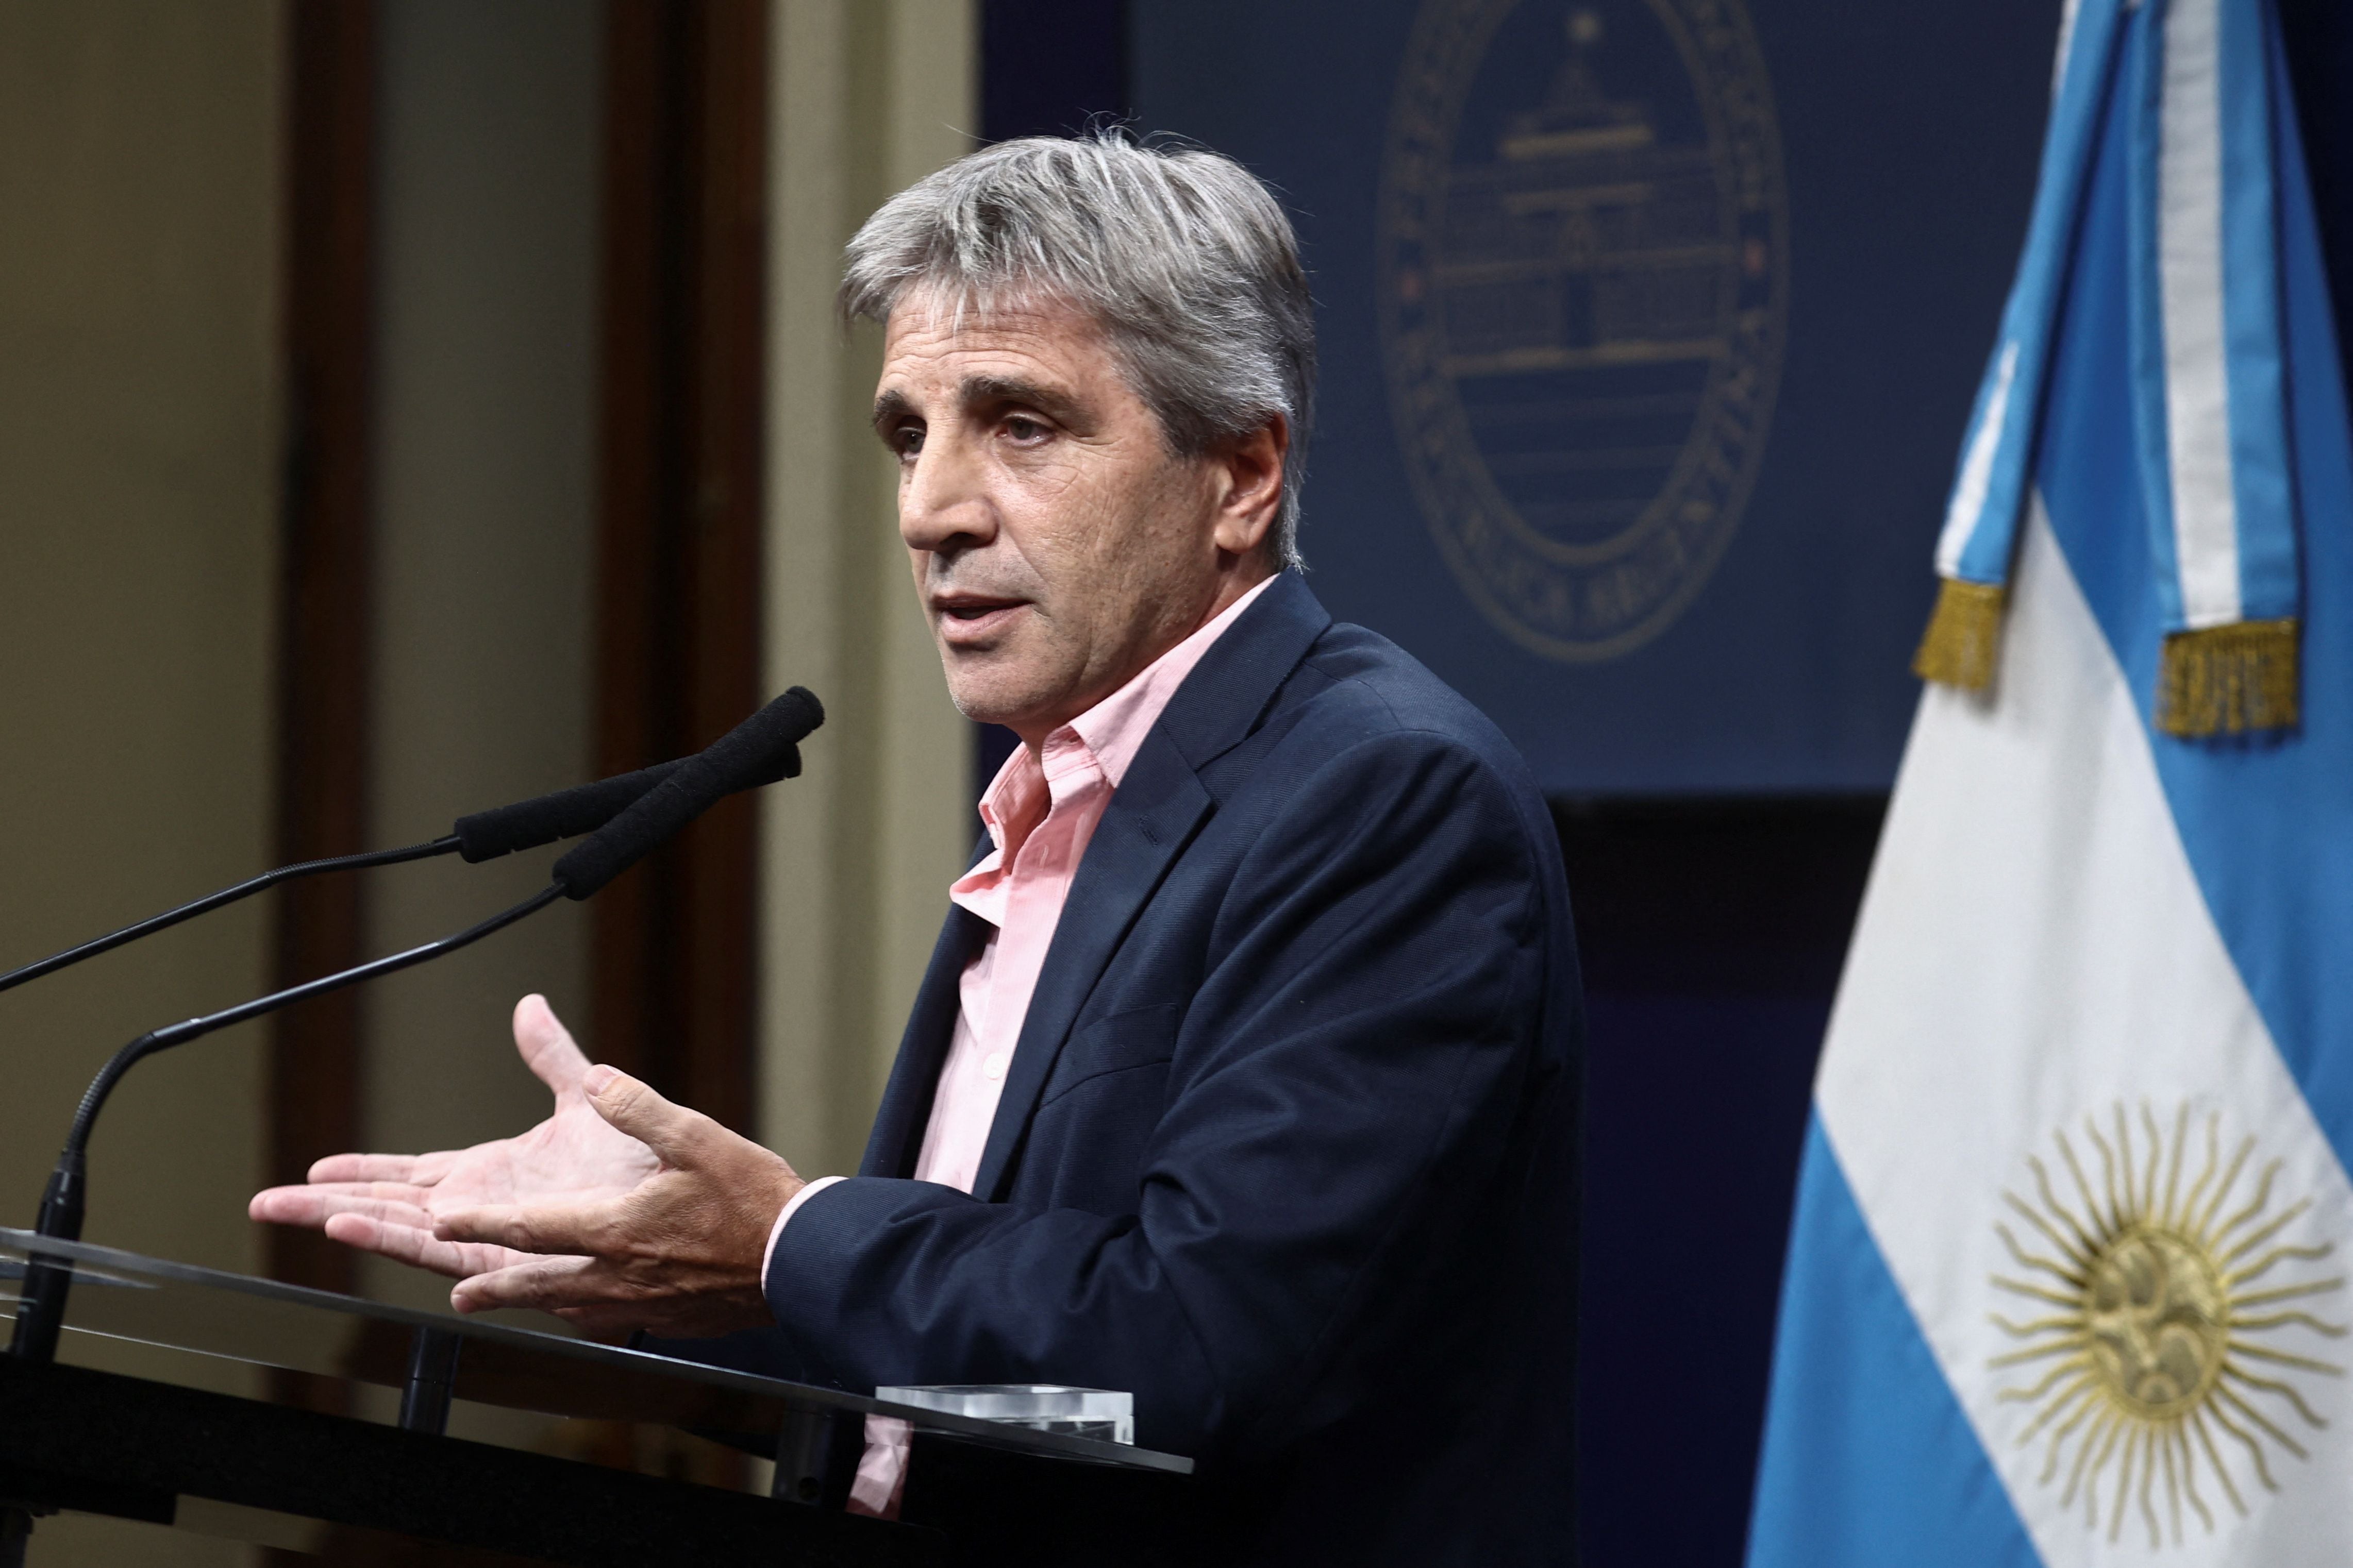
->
<box><xmin>848</xmin><ymin>1416</ymin><xmax>912</xmax><ymax>1519</ymax></box>
<box><xmin>761</xmin><ymin>1175</ymin><xmax>846</xmax><ymax>1283</ymax></box>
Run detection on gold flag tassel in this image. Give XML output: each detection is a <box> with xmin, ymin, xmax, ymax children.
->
<box><xmin>2155</xmin><ymin>617</ymin><xmax>2300</xmax><ymax>736</ymax></box>
<box><xmin>1911</xmin><ymin>578</ymin><xmax>2008</xmax><ymax>692</ymax></box>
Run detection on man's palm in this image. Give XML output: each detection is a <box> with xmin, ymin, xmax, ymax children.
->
<box><xmin>248</xmin><ymin>996</ymin><xmax>659</xmax><ymax>1280</ymax></box>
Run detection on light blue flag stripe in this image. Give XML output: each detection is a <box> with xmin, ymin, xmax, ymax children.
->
<box><xmin>1745</xmin><ymin>1119</ymin><xmax>2041</xmax><ymax>1568</ymax></box>
<box><xmin>1941</xmin><ymin>0</ymin><xmax>2304</xmax><ymax>643</ymax></box>
<box><xmin>1934</xmin><ymin>0</ymin><xmax>2128</xmax><ymax>587</ymax></box>
<box><xmin>2041</xmin><ymin>20</ymin><xmax>2353</xmax><ymax>1166</ymax></box>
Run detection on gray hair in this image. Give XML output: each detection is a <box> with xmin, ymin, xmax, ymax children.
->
<box><xmin>840</xmin><ymin>133</ymin><xmax>1316</xmax><ymax>567</ymax></box>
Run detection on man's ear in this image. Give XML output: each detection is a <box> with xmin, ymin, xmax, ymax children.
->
<box><xmin>1210</xmin><ymin>414</ymin><xmax>1289</xmax><ymax>560</ymax></box>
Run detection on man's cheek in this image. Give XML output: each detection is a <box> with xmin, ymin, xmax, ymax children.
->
<box><xmin>1011</xmin><ymin>447</ymin><xmax>1087</xmax><ymax>500</ymax></box>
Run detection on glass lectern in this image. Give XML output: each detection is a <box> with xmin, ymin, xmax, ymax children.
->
<box><xmin>0</xmin><ymin>1228</ymin><xmax>1191</xmax><ymax>1565</ymax></box>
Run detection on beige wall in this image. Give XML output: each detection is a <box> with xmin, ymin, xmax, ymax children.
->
<box><xmin>0</xmin><ymin>2</ymin><xmax>282</xmax><ymax>1563</ymax></box>
<box><xmin>0</xmin><ymin>1</ymin><xmax>979</xmax><ymax>1552</ymax></box>
<box><xmin>353</xmin><ymin>0</ymin><xmax>990</xmax><ymax>1271</ymax></box>
<box><xmin>762</xmin><ymin>0</ymin><xmax>980</xmax><ymax>1177</ymax></box>
<box><xmin>356</xmin><ymin>0</ymin><xmax>603</xmax><ymax>1317</ymax></box>
<box><xmin>353</xmin><ymin>0</ymin><xmax>988</xmax><ymax>1238</ymax></box>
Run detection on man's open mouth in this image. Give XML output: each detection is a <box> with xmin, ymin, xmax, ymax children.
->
<box><xmin>942</xmin><ymin>599</ymin><xmax>1019</xmax><ymax>620</ymax></box>
<box><xmin>933</xmin><ymin>596</ymin><xmax>1029</xmax><ymax>639</ymax></box>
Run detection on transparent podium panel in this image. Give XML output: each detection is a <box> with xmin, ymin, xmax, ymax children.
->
<box><xmin>0</xmin><ymin>1228</ymin><xmax>1187</xmax><ymax>1476</ymax></box>
<box><xmin>0</xmin><ymin>1228</ymin><xmax>1189</xmax><ymax>1564</ymax></box>
<box><xmin>878</xmin><ymin>1385</ymin><xmax>1136</xmax><ymax>1445</ymax></box>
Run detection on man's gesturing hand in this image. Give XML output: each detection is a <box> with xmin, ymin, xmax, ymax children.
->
<box><xmin>433</xmin><ymin>1064</ymin><xmax>804</xmax><ymax>1339</ymax></box>
<box><xmin>248</xmin><ymin>996</ymin><xmax>661</xmax><ymax>1280</ymax></box>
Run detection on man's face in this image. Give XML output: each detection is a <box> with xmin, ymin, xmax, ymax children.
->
<box><xmin>874</xmin><ymin>294</ymin><xmax>1272</xmax><ymax>742</ymax></box>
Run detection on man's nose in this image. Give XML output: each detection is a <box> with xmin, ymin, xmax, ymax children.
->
<box><xmin>899</xmin><ymin>432</ymin><xmax>995</xmax><ymax>553</ymax></box>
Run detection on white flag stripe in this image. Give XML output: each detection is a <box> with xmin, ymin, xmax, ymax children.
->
<box><xmin>1939</xmin><ymin>342</ymin><xmax>2022</xmax><ymax>577</ymax></box>
<box><xmin>2158</xmin><ymin>0</ymin><xmax>2245</xmax><ymax>628</ymax></box>
<box><xmin>1818</xmin><ymin>502</ymin><xmax>2353</xmax><ymax>1565</ymax></box>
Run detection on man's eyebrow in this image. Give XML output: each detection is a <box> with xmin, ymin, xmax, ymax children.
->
<box><xmin>870</xmin><ymin>375</ymin><xmax>1091</xmax><ymax>435</ymax></box>
<box><xmin>871</xmin><ymin>387</ymin><xmax>915</xmax><ymax>433</ymax></box>
<box><xmin>960</xmin><ymin>374</ymin><xmax>1087</xmax><ymax>425</ymax></box>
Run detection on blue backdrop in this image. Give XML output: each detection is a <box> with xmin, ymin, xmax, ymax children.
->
<box><xmin>1132</xmin><ymin>0</ymin><xmax>2061</xmax><ymax>794</ymax></box>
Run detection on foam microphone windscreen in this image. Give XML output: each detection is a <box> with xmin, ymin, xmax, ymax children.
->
<box><xmin>552</xmin><ymin>687</ymin><xmax>824</xmax><ymax>901</ymax></box>
<box><xmin>452</xmin><ymin>732</ymin><xmax>808</xmax><ymax>865</ymax></box>
<box><xmin>453</xmin><ymin>761</ymin><xmax>683</xmax><ymax>863</ymax></box>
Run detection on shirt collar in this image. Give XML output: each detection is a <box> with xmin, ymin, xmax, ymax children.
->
<box><xmin>972</xmin><ymin>572</ymin><xmax>1278</xmax><ymax>846</ymax></box>
<box><xmin>1067</xmin><ymin>573</ymin><xmax>1277</xmax><ymax>788</ymax></box>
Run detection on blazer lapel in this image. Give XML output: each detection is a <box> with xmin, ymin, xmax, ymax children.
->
<box><xmin>968</xmin><ymin>572</ymin><xmax>1334</xmax><ymax>1200</ymax></box>
<box><xmin>969</xmin><ymin>752</ymin><xmax>1213</xmax><ymax>1199</ymax></box>
<box><xmin>858</xmin><ymin>870</ymin><xmax>990</xmax><ymax>1178</ymax></box>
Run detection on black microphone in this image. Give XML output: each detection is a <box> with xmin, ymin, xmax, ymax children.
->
<box><xmin>6</xmin><ymin>687</ymin><xmax>824</xmax><ymax>1365</ymax></box>
<box><xmin>449</xmin><ymin>727</ymin><xmax>803</xmax><ymax>866</ymax></box>
<box><xmin>552</xmin><ymin>687</ymin><xmax>823</xmax><ymax>900</ymax></box>
<box><xmin>0</xmin><ymin>744</ymin><xmax>800</xmax><ymax>1000</ymax></box>
<box><xmin>453</xmin><ymin>762</ymin><xmax>679</xmax><ymax>863</ymax></box>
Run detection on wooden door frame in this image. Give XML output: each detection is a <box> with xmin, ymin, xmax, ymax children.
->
<box><xmin>269</xmin><ymin>0</ymin><xmax>773</xmax><ymax>1279</ymax></box>
<box><xmin>270</xmin><ymin>0</ymin><xmax>378</xmax><ymax>1304</ymax></box>
<box><xmin>592</xmin><ymin>0</ymin><xmax>769</xmax><ymax>1132</ymax></box>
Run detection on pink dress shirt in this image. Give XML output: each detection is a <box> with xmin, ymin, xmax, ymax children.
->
<box><xmin>764</xmin><ymin>575</ymin><xmax>1276</xmax><ymax>1515</ymax></box>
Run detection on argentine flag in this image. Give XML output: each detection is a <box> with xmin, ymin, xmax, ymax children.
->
<box><xmin>1747</xmin><ymin>2</ymin><xmax>2353</xmax><ymax>1564</ymax></box>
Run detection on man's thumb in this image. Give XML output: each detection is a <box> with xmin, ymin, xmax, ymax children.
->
<box><xmin>515</xmin><ymin>993</ymin><xmax>592</xmax><ymax>1092</ymax></box>
<box><xmin>581</xmin><ymin>1066</ymin><xmax>700</xmax><ymax>1161</ymax></box>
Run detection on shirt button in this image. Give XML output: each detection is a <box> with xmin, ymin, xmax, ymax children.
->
<box><xmin>982</xmin><ymin>1052</ymin><xmax>1008</xmax><ymax>1081</ymax></box>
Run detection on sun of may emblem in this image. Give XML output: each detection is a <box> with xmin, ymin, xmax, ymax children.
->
<box><xmin>1992</xmin><ymin>1105</ymin><xmax>2346</xmax><ymax>1546</ymax></box>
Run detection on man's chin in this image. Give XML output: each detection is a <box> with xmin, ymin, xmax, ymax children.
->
<box><xmin>946</xmin><ymin>690</ymin><xmax>1038</xmax><ymax>729</ymax></box>
<box><xmin>941</xmin><ymin>659</ymin><xmax>1055</xmax><ymax>732</ymax></box>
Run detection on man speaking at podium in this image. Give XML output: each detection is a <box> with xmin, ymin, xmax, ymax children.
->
<box><xmin>255</xmin><ymin>135</ymin><xmax>1580</xmax><ymax>1565</ymax></box>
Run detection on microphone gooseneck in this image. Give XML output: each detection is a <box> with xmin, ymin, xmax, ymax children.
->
<box><xmin>9</xmin><ymin>687</ymin><xmax>825</xmax><ymax>1366</ymax></box>
<box><xmin>58</xmin><ymin>884</ymin><xmax>570</xmax><ymax>1175</ymax></box>
<box><xmin>0</xmin><ymin>836</ymin><xmax>462</xmax><ymax>1000</ymax></box>
<box><xmin>0</xmin><ymin>752</ymin><xmax>743</xmax><ymax>1001</ymax></box>
<box><xmin>7</xmin><ymin>883</ymin><xmax>565</xmax><ymax>1363</ymax></box>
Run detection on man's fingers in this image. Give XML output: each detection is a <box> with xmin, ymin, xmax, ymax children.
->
<box><xmin>579</xmin><ymin>1067</ymin><xmax>707</xmax><ymax>1164</ymax></box>
<box><xmin>318</xmin><ymin>1213</ymin><xmax>526</xmax><ymax>1280</ymax></box>
<box><xmin>513</xmin><ymin>994</ymin><xmax>592</xmax><ymax>1093</ymax></box>
<box><xmin>449</xmin><ymin>1254</ymin><xmax>603</xmax><ymax>1314</ymax></box>
<box><xmin>306</xmin><ymin>1153</ymin><xmax>424</xmax><ymax>1185</ymax></box>
<box><xmin>251</xmin><ymin>1186</ymin><xmax>436</xmax><ymax>1231</ymax></box>
<box><xmin>434</xmin><ymin>1201</ymin><xmax>616</xmax><ymax>1256</ymax></box>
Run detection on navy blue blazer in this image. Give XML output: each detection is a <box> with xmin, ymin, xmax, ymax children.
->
<box><xmin>692</xmin><ymin>574</ymin><xmax>1579</xmax><ymax>1564</ymax></box>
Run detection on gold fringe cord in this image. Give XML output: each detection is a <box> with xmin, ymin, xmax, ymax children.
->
<box><xmin>2156</xmin><ymin>618</ymin><xmax>2300</xmax><ymax>737</ymax></box>
<box><xmin>1912</xmin><ymin>578</ymin><xmax>2008</xmax><ymax>691</ymax></box>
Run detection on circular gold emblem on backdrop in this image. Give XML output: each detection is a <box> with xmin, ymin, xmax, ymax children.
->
<box><xmin>1994</xmin><ymin>1105</ymin><xmax>2347</xmax><ymax>1546</ymax></box>
<box><xmin>1378</xmin><ymin>0</ymin><xmax>1789</xmax><ymax>661</ymax></box>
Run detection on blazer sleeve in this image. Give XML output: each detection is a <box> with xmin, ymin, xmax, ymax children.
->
<box><xmin>761</xmin><ymin>725</ymin><xmax>1558</xmax><ymax>1466</ymax></box>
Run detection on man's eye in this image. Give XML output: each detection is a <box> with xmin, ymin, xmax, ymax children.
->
<box><xmin>893</xmin><ymin>426</ymin><xmax>925</xmax><ymax>458</ymax></box>
<box><xmin>1004</xmin><ymin>416</ymin><xmax>1047</xmax><ymax>443</ymax></box>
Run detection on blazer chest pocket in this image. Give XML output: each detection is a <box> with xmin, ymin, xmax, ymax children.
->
<box><xmin>1038</xmin><ymin>1002</ymin><xmax>1181</xmax><ymax>1108</ymax></box>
